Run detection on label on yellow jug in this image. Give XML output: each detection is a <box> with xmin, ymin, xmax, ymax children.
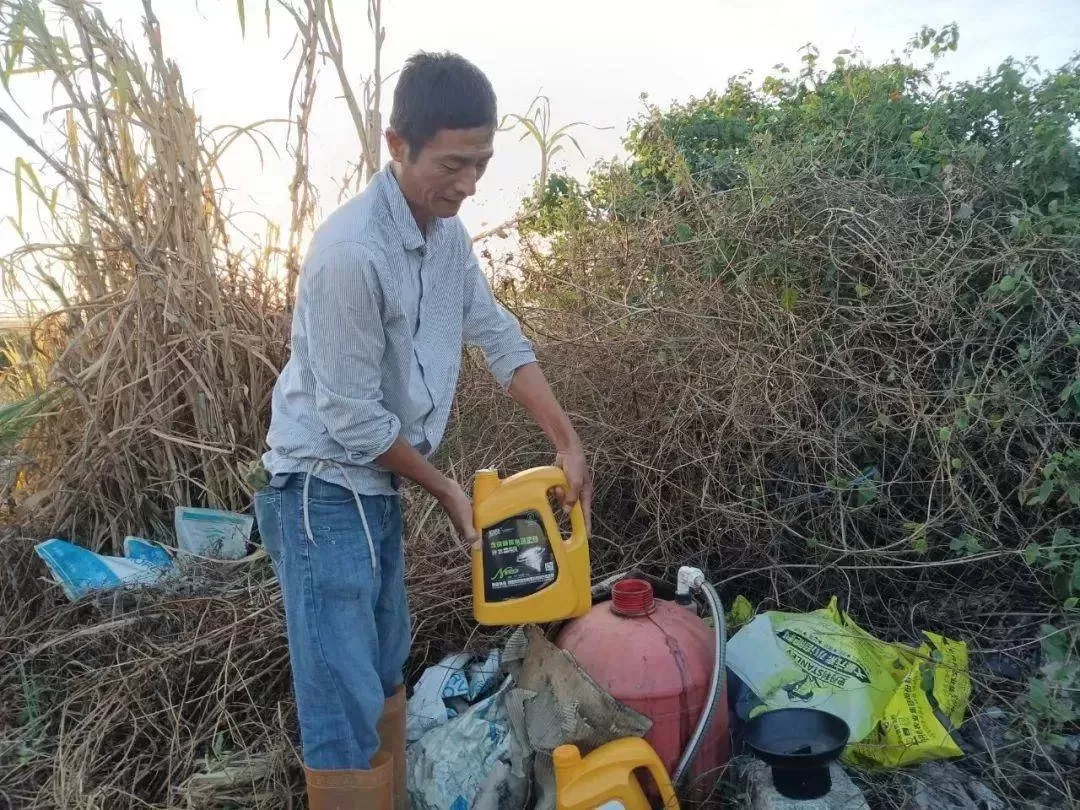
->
<box><xmin>481</xmin><ymin>509</ymin><xmax>558</xmax><ymax>602</ymax></box>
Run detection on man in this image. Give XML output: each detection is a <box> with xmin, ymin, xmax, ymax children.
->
<box><xmin>254</xmin><ymin>51</ymin><xmax>591</xmax><ymax>809</ymax></box>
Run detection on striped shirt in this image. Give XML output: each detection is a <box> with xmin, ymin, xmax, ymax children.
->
<box><xmin>263</xmin><ymin>165</ymin><xmax>536</xmax><ymax>495</ymax></box>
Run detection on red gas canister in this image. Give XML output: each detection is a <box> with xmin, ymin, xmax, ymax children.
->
<box><xmin>554</xmin><ymin>578</ymin><xmax>730</xmax><ymax>797</ymax></box>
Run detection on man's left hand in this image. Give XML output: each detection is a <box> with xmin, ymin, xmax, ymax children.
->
<box><xmin>554</xmin><ymin>443</ymin><xmax>592</xmax><ymax>533</ymax></box>
<box><xmin>504</xmin><ymin>362</ymin><xmax>593</xmax><ymax>533</ymax></box>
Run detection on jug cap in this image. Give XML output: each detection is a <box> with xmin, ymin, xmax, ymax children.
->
<box><xmin>552</xmin><ymin>744</ymin><xmax>581</xmax><ymax>768</ymax></box>
<box><xmin>611</xmin><ymin>578</ymin><xmax>655</xmax><ymax>616</ymax></box>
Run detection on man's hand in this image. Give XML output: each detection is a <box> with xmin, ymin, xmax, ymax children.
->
<box><xmin>555</xmin><ymin>443</ymin><xmax>592</xmax><ymax>533</ymax></box>
<box><xmin>373</xmin><ymin>438</ymin><xmax>479</xmax><ymax>551</ymax></box>
<box><xmin>506</xmin><ymin>363</ymin><xmax>593</xmax><ymax>532</ymax></box>
<box><xmin>436</xmin><ymin>478</ymin><xmax>480</xmax><ymax>549</ymax></box>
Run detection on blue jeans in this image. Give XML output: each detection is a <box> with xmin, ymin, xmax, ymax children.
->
<box><xmin>254</xmin><ymin>472</ymin><xmax>411</xmax><ymax>770</ymax></box>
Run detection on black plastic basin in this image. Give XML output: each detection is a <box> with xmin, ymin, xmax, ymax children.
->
<box><xmin>743</xmin><ymin>707</ymin><xmax>851</xmax><ymax>799</ymax></box>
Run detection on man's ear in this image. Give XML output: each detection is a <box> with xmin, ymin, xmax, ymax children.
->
<box><xmin>385</xmin><ymin>128</ymin><xmax>408</xmax><ymax>164</ymax></box>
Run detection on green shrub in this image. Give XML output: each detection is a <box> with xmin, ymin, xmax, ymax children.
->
<box><xmin>497</xmin><ymin>27</ymin><xmax>1080</xmax><ymax>749</ymax></box>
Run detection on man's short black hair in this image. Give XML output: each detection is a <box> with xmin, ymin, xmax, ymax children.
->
<box><xmin>389</xmin><ymin>51</ymin><xmax>497</xmax><ymax>156</ymax></box>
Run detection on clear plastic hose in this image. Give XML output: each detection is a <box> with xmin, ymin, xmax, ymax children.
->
<box><xmin>672</xmin><ymin>579</ymin><xmax>726</xmax><ymax>788</ymax></box>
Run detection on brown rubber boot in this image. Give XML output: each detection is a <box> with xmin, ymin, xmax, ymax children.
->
<box><xmin>305</xmin><ymin>751</ymin><xmax>394</xmax><ymax>810</ymax></box>
<box><xmin>377</xmin><ymin>686</ymin><xmax>408</xmax><ymax>810</ymax></box>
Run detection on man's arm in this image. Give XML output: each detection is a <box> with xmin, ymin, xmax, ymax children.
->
<box><xmin>506</xmin><ymin>362</ymin><xmax>591</xmax><ymax>530</ymax></box>
<box><xmin>374</xmin><ymin>438</ymin><xmax>478</xmax><ymax>545</ymax></box>
<box><xmin>303</xmin><ymin>245</ymin><xmax>477</xmax><ymax>542</ymax></box>
<box><xmin>460</xmin><ymin>250</ymin><xmax>537</xmax><ymax>391</ymax></box>
<box><xmin>461</xmin><ymin>249</ymin><xmax>592</xmax><ymax>527</ymax></box>
<box><xmin>303</xmin><ymin>244</ymin><xmax>401</xmax><ymax>465</ymax></box>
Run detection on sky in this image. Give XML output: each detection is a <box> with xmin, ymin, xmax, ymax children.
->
<box><xmin>1</xmin><ymin>0</ymin><xmax>1078</xmax><ymax>318</ymax></box>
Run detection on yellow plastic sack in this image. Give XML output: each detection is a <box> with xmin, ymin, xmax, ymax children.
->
<box><xmin>726</xmin><ymin>597</ymin><xmax>970</xmax><ymax>768</ymax></box>
<box><xmin>847</xmin><ymin>629</ymin><xmax>970</xmax><ymax>768</ymax></box>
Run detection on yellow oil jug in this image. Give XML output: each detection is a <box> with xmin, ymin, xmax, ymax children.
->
<box><xmin>553</xmin><ymin>737</ymin><xmax>680</xmax><ymax>810</ymax></box>
<box><xmin>471</xmin><ymin>466</ymin><xmax>591</xmax><ymax>626</ymax></box>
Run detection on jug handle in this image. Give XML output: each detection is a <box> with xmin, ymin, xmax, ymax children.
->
<box><xmin>563</xmin><ymin>499</ymin><xmax>588</xmax><ymax>551</ymax></box>
<box><xmin>513</xmin><ymin>466</ymin><xmax>588</xmax><ymax>549</ymax></box>
<box><xmin>644</xmin><ymin>759</ymin><xmax>679</xmax><ymax>809</ymax></box>
<box><xmin>601</xmin><ymin>738</ymin><xmax>680</xmax><ymax>809</ymax></box>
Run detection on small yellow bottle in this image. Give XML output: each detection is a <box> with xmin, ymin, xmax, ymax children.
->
<box><xmin>553</xmin><ymin>738</ymin><xmax>680</xmax><ymax>810</ymax></box>
<box><xmin>471</xmin><ymin>466</ymin><xmax>591</xmax><ymax>626</ymax></box>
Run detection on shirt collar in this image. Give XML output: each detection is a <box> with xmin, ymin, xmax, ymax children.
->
<box><xmin>379</xmin><ymin>163</ymin><xmax>431</xmax><ymax>252</ymax></box>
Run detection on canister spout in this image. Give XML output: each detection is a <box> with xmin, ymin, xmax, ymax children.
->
<box><xmin>472</xmin><ymin>468</ymin><xmax>500</xmax><ymax>502</ymax></box>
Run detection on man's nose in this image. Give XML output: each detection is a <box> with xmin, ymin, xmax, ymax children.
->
<box><xmin>454</xmin><ymin>167</ymin><xmax>478</xmax><ymax>198</ymax></box>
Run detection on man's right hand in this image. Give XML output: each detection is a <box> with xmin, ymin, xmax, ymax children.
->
<box><xmin>374</xmin><ymin>438</ymin><xmax>480</xmax><ymax>551</ymax></box>
<box><xmin>437</xmin><ymin>478</ymin><xmax>480</xmax><ymax>549</ymax></box>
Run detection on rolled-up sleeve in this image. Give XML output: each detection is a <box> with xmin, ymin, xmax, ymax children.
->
<box><xmin>300</xmin><ymin>243</ymin><xmax>401</xmax><ymax>464</ymax></box>
<box><xmin>462</xmin><ymin>250</ymin><xmax>537</xmax><ymax>390</ymax></box>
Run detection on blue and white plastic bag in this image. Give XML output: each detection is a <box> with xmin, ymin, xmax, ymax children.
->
<box><xmin>35</xmin><ymin>536</ymin><xmax>175</xmax><ymax>601</ymax></box>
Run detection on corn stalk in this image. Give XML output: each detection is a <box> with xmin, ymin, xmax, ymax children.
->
<box><xmin>269</xmin><ymin>0</ymin><xmax>319</xmax><ymax>302</ymax></box>
<box><xmin>270</xmin><ymin>0</ymin><xmax>386</xmax><ymax>205</ymax></box>
<box><xmin>0</xmin><ymin>0</ymin><xmax>290</xmax><ymax>548</ymax></box>
<box><xmin>501</xmin><ymin>94</ymin><xmax>589</xmax><ymax>200</ymax></box>
<box><xmin>473</xmin><ymin>94</ymin><xmax>605</xmax><ymax>241</ymax></box>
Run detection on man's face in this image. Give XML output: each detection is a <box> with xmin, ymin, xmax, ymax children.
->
<box><xmin>387</xmin><ymin>126</ymin><xmax>494</xmax><ymax>220</ymax></box>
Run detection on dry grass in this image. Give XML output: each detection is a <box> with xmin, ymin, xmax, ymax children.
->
<box><xmin>0</xmin><ymin>6</ymin><xmax>296</xmax><ymax>798</ymax></box>
<box><xmin>1</xmin><ymin>0</ymin><xmax>291</xmax><ymax>549</ymax></box>
<box><xmin>441</xmin><ymin>158</ymin><xmax>1080</xmax><ymax>807</ymax></box>
<box><xmin>0</xmin><ymin>2</ymin><xmax>1077</xmax><ymax>809</ymax></box>
<box><xmin>0</xmin><ymin>530</ymin><xmax>303</xmax><ymax>808</ymax></box>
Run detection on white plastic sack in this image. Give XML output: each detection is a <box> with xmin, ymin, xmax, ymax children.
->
<box><xmin>406</xmin><ymin>649</ymin><xmax>501</xmax><ymax>743</ymax></box>
<box><xmin>408</xmin><ymin>679</ymin><xmax>525</xmax><ymax>810</ymax></box>
<box><xmin>175</xmin><ymin>506</ymin><xmax>253</xmax><ymax>559</ymax></box>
